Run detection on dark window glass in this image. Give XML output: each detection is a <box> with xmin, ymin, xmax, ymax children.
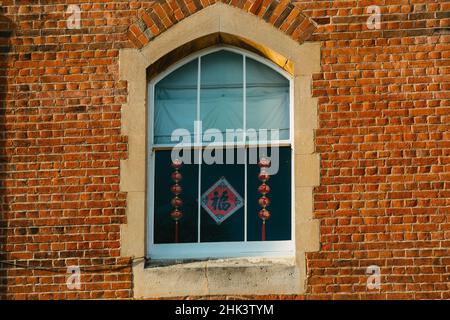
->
<box><xmin>153</xmin><ymin>147</ymin><xmax>291</xmax><ymax>243</ymax></box>
<box><xmin>200</xmin><ymin>149</ymin><xmax>245</xmax><ymax>242</ymax></box>
<box><xmin>247</xmin><ymin>147</ymin><xmax>292</xmax><ymax>241</ymax></box>
<box><xmin>153</xmin><ymin>150</ymin><xmax>198</xmax><ymax>244</ymax></box>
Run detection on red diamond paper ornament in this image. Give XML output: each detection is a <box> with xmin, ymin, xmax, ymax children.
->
<box><xmin>201</xmin><ymin>177</ymin><xmax>244</xmax><ymax>225</ymax></box>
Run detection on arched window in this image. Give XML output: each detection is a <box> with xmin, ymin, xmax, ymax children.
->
<box><xmin>147</xmin><ymin>47</ymin><xmax>294</xmax><ymax>259</ymax></box>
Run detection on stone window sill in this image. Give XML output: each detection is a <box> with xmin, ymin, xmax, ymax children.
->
<box><xmin>145</xmin><ymin>256</ymin><xmax>296</xmax><ymax>269</ymax></box>
<box><xmin>134</xmin><ymin>256</ymin><xmax>302</xmax><ymax>297</ymax></box>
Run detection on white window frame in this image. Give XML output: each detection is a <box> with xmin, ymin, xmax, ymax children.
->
<box><xmin>147</xmin><ymin>45</ymin><xmax>295</xmax><ymax>260</ymax></box>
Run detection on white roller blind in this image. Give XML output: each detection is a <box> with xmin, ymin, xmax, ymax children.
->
<box><xmin>152</xmin><ymin>49</ymin><xmax>290</xmax><ymax>145</ymax></box>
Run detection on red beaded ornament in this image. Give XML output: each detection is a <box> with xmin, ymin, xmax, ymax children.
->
<box><xmin>170</xmin><ymin>209</ymin><xmax>183</xmax><ymax>221</ymax></box>
<box><xmin>258</xmin><ymin>183</ymin><xmax>270</xmax><ymax>195</ymax></box>
<box><xmin>171</xmin><ymin>171</ymin><xmax>182</xmax><ymax>182</ymax></box>
<box><xmin>170</xmin><ymin>184</ymin><xmax>182</xmax><ymax>195</ymax></box>
<box><xmin>258</xmin><ymin>208</ymin><xmax>271</xmax><ymax>221</ymax></box>
<box><xmin>257</xmin><ymin>157</ymin><xmax>271</xmax><ymax>241</ymax></box>
<box><xmin>258</xmin><ymin>157</ymin><xmax>271</xmax><ymax>168</ymax></box>
<box><xmin>258</xmin><ymin>170</ymin><xmax>270</xmax><ymax>182</ymax></box>
<box><xmin>170</xmin><ymin>159</ymin><xmax>183</xmax><ymax>243</ymax></box>
<box><xmin>171</xmin><ymin>159</ymin><xmax>183</xmax><ymax>169</ymax></box>
<box><xmin>171</xmin><ymin>197</ymin><xmax>183</xmax><ymax>208</ymax></box>
<box><xmin>258</xmin><ymin>196</ymin><xmax>270</xmax><ymax>207</ymax></box>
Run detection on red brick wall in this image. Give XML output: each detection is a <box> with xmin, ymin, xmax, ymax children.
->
<box><xmin>0</xmin><ymin>0</ymin><xmax>140</xmax><ymax>299</ymax></box>
<box><xmin>301</xmin><ymin>0</ymin><xmax>450</xmax><ymax>299</ymax></box>
<box><xmin>0</xmin><ymin>0</ymin><xmax>449</xmax><ymax>299</ymax></box>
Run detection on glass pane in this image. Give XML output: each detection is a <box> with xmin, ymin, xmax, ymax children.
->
<box><xmin>246</xmin><ymin>57</ymin><xmax>290</xmax><ymax>141</ymax></box>
<box><xmin>153</xmin><ymin>150</ymin><xmax>198</xmax><ymax>244</ymax></box>
<box><xmin>200</xmin><ymin>148</ymin><xmax>245</xmax><ymax>242</ymax></box>
<box><xmin>247</xmin><ymin>147</ymin><xmax>292</xmax><ymax>241</ymax></box>
<box><xmin>154</xmin><ymin>59</ymin><xmax>198</xmax><ymax>145</ymax></box>
<box><xmin>201</xmin><ymin>50</ymin><xmax>243</xmax><ymax>140</ymax></box>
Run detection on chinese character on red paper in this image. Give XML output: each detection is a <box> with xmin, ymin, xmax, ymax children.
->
<box><xmin>201</xmin><ymin>177</ymin><xmax>243</xmax><ymax>225</ymax></box>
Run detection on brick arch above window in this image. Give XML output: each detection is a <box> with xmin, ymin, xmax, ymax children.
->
<box><xmin>127</xmin><ymin>0</ymin><xmax>317</xmax><ymax>49</ymax></box>
<box><xmin>146</xmin><ymin>32</ymin><xmax>296</xmax><ymax>81</ymax></box>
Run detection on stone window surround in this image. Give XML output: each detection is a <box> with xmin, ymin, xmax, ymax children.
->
<box><xmin>119</xmin><ymin>3</ymin><xmax>320</xmax><ymax>298</ymax></box>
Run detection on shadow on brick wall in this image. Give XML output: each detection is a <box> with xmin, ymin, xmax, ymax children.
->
<box><xmin>0</xmin><ymin>8</ymin><xmax>15</xmax><ymax>299</ymax></box>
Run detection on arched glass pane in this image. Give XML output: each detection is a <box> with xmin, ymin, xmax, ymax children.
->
<box><xmin>200</xmin><ymin>50</ymin><xmax>243</xmax><ymax>141</ymax></box>
<box><xmin>246</xmin><ymin>57</ymin><xmax>290</xmax><ymax>141</ymax></box>
<box><xmin>154</xmin><ymin>58</ymin><xmax>198</xmax><ymax>145</ymax></box>
<box><xmin>152</xmin><ymin>49</ymin><xmax>290</xmax><ymax>145</ymax></box>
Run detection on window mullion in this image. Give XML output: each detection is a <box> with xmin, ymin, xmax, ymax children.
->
<box><xmin>197</xmin><ymin>56</ymin><xmax>201</xmax><ymax>243</ymax></box>
<box><xmin>243</xmin><ymin>55</ymin><xmax>247</xmax><ymax>242</ymax></box>
<box><xmin>149</xmin><ymin>83</ymin><xmax>155</xmax><ymax>249</ymax></box>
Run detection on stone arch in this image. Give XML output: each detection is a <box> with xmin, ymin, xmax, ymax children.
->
<box><xmin>127</xmin><ymin>0</ymin><xmax>317</xmax><ymax>49</ymax></box>
<box><xmin>119</xmin><ymin>2</ymin><xmax>321</xmax><ymax>298</ymax></box>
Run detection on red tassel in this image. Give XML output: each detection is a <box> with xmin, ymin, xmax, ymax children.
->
<box><xmin>175</xmin><ymin>221</ymin><xmax>179</xmax><ymax>243</ymax></box>
<box><xmin>262</xmin><ymin>221</ymin><xmax>266</xmax><ymax>241</ymax></box>
<box><xmin>170</xmin><ymin>159</ymin><xmax>183</xmax><ymax>243</ymax></box>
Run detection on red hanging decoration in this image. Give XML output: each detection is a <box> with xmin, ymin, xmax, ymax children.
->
<box><xmin>170</xmin><ymin>159</ymin><xmax>183</xmax><ymax>243</ymax></box>
<box><xmin>257</xmin><ymin>157</ymin><xmax>271</xmax><ymax>241</ymax></box>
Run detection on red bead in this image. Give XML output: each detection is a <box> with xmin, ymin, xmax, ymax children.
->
<box><xmin>258</xmin><ymin>170</ymin><xmax>270</xmax><ymax>182</ymax></box>
<box><xmin>171</xmin><ymin>171</ymin><xmax>182</xmax><ymax>182</ymax></box>
<box><xmin>258</xmin><ymin>157</ymin><xmax>271</xmax><ymax>168</ymax></box>
<box><xmin>171</xmin><ymin>159</ymin><xmax>183</xmax><ymax>169</ymax></box>
<box><xmin>170</xmin><ymin>209</ymin><xmax>183</xmax><ymax>221</ymax></box>
<box><xmin>171</xmin><ymin>184</ymin><xmax>182</xmax><ymax>195</ymax></box>
<box><xmin>258</xmin><ymin>183</ymin><xmax>270</xmax><ymax>195</ymax></box>
<box><xmin>258</xmin><ymin>196</ymin><xmax>270</xmax><ymax>207</ymax></box>
<box><xmin>171</xmin><ymin>197</ymin><xmax>183</xmax><ymax>208</ymax></box>
<box><xmin>258</xmin><ymin>209</ymin><xmax>271</xmax><ymax>221</ymax></box>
